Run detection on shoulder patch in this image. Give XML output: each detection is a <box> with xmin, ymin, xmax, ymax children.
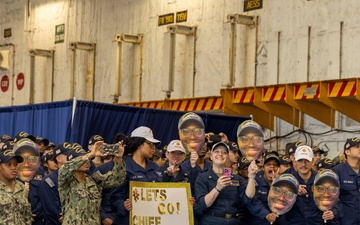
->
<box><xmin>45</xmin><ymin>177</ymin><xmax>55</xmax><ymax>188</ymax></box>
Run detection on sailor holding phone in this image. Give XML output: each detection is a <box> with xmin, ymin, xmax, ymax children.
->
<box><xmin>194</xmin><ymin>142</ymin><xmax>258</xmax><ymax>225</ymax></box>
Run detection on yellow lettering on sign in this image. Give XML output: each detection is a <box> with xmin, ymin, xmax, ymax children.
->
<box><xmin>176</xmin><ymin>11</ymin><xmax>187</xmax><ymax>23</ymax></box>
<box><xmin>158</xmin><ymin>13</ymin><xmax>174</xmax><ymax>26</ymax></box>
<box><xmin>165</xmin><ymin>15</ymin><xmax>173</xmax><ymax>23</ymax></box>
<box><xmin>133</xmin><ymin>216</ymin><xmax>161</xmax><ymax>225</ymax></box>
<box><xmin>140</xmin><ymin>189</ymin><xmax>167</xmax><ymax>201</ymax></box>
<box><xmin>246</xmin><ymin>0</ymin><xmax>261</xmax><ymax>9</ymax></box>
<box><xmin>157</xmin><ymin>202</ymin><xmax>180</xmax><ymax>215</ymax></box>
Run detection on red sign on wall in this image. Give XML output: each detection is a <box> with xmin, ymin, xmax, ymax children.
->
<box><xmin>1</xmin><ymin>75</ymin><xmax>9</xmax><ymax>92</ymax></box>
<box><xmin>16</xmin><ymin>73</ymin><xmax>24</xmax><ymax>90</ymax></box>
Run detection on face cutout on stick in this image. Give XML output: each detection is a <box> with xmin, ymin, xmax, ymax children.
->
<box><xmin>268</xmin><ymin>174</ymin><xmax>299</xmax><ymax>215</ymax></box>
<box><xmin>237</xmin><ymin>120</ymin><xmax>264</xmax><ymax>161</ymax></box>
<box><xmin>312</xmin><ymin>169</ymin><xmax>340</xmax><ymax>212</ymax></box>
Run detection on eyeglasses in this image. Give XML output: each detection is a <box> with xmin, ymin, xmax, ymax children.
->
<box><xmin>21</xmin><ymin>156</ymin><xmax>40</xmax><ymax>165</ymax></box>
<box><xmin>238</xmin><ymin>136</ymin><xmax>263</xmax><ymax>145</ymax></box>
<box><xmin>271</xmin><ymin>186</ymin><xmax>297</xmax><ymax>201</ymax></box>
<box><xmin>314</xmin><ymin>185</ymin><xmax>339</xmax><ymax>196</ymax></box>
<box><xmin>180</xmin><ymin>128</ymin><xmax>204</xmax><ymax>137</ymax></box>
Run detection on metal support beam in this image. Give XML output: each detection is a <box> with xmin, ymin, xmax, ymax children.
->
<box><xmin>29</xmin><ymin>49</ymin><xmax>55</xmax><ymax>103</ymax></box>
<box><xmin>226</xmin><ymin>14</ymin><xmax>256</xmax><ymax>87</ymax></box>
<box><xmin>113</xmin><ymin>33</ymin><xmax>143</xmax><ymax>102</ymax></box>
<box><xmin>227</xmin><ymin>14</ymin><xmax>256</xmax><ymax>26</ymax></box>
<box><xmin>69</xmin><ymin>42</ymin><xmax>96</xmax><ymax>100</ymax></box>
<box><xmin>220</xmin><ymin>88</ymin><xmax>274</xmax><ymax>130</ymax></box>
<box><xmin>286</xmin><ymin>83</ymin><xmax>335</xmax><ymax>128</ymax></box>
<box><xmin>164</xmin><ymin>25</ymin><xmax>197</xmax><ymax>98</ymax></box>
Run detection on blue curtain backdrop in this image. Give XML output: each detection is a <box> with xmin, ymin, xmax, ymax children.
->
<box><xmin>70</xmin><ymin>100</ymin><xmax>250</xmax><ymax>148</ymax></box>
<box><xmin>0</xmin><ymin>100</ymin><xmax>73</xmax><ymax>144</ymax></box>
<box><xmin>0</xmin><ymin>100</ymin><xmax>250</xmax><ymax>148</ymax></box>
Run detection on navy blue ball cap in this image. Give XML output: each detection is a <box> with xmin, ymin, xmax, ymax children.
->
<box><xmin>53</xmin><ymin>142</ymin><xmax>72</xmax><ymax>158</ymax></box>
<box><xmin>13</xmin><ymin>138</ymin><xmax>39</xmax><ymax>156</ymax></box>
<box><xmin>13</xmin><ymin>131</ymin><xmax>37</xmax><ymax>143</ymax></box>
<box><xmin>88</xmin><ymin>135</ymin><xmax>104</xmax><ymax>145</ymax></box>
<box><xmin>314</xmin><ymin>169</ymin><xmax>340</xmax><ymax>187</ymax></box>
<box><xmin>0</xmin><ymin>150</ymin><xmax>23</xmax><ymax>164</ymax></box>
<box><xmin>344</xmin><ymin>137</ymin><xmax>360</xmax><ymax>151</ymax></box>
<box><xmin>67</xmin><ymin>148</ymin><xmax>87</xmax><ymax>161</ymax></box>
<box><xmin>272</xmin><ymin>174</ymin><xmax>299</xmax><ymax>194</ymax></box>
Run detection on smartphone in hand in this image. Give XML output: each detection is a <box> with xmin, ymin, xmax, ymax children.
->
<box><xmin>101</xmin><ymin>144</ymin><xmax>119</xmax><ymax>155</ymax></box>
<box><xmin>223</xmin><ymin>168</ymin><xmax>232</xmax><ymax>178</ymax></box>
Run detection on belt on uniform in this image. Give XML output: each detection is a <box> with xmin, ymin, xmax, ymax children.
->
<box><xmin>206</xmin><ymin>212</ymin><xmax>240</xmax><ymax>219</ymax></box>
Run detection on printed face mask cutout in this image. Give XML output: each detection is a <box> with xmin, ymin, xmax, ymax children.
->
<box><xmin>312</xmin><ymin>181</ymin><xmax>339</xmax><ymax>211</ymax></box>
<box><xmin>312</xmin><ymin>169</ymin><xmax>340</xmax><ymax>212</ymax></box>
<box><xmin>268</xmin><ymin>184</ymin><xmax>297</xmax><ymax>215</ymax></box>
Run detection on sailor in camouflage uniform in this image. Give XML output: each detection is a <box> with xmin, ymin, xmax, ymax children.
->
<box><xmin>58</xmin><ymin>141</ymin><xmax>126</xmax><ymax>225</ymax></box>
<box><xmin>0</xmin><ymin>150</ymin><xmax>32</xmax><ymax>225</ymax></box>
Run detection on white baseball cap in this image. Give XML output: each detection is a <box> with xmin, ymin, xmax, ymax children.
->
<box><xmin>294</xmin><ymin>145</ymin><xmax>313</xmax><ymax>161</ymax></box>
<box><xmin>166</xmin><ymin>140</ymin><xmax>186</xmax><ymax>154</ymax></box>
<box><xmin>131</xmin><ymin>126</ymin><xmax>161</xmax><ymax>144</ymax></box>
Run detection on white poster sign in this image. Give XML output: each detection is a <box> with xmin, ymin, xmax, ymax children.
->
<box><xmin>130</xmin><ymin>181</ymin><xmax>194</xmax><ymax>225</ymax></box>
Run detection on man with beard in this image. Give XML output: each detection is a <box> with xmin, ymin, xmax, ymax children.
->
<box><xmin>332</xmin><ymin>137</ymin><xmax>360</xmax><ymax>225</ymax></box>
<box><xmin>249</xmin><ymin>151</ymin><xmax>281</xmax><ymax>225</ymax></box>
<box><xmin>179</xmin><ymin>112</ymin><xmax>210</xmax><ymax>225</ymax></box>
<box><xmin>14</xmin><ymin>138</ymin><xmax>44</xmax><ymax>225</ymax></box>
<box><xmin>283</xmin><ymin>145</ymin><xmax>342</xmax><ymax>225</ymax></box>
<box><xmin>282</xmin><ymin>141</ymin><xmax>304</xmax><ymax>174</ymax></box>
<box><xmin>312</xmin><ymin>169</ymin><xmax>340</xmax><ymax>213</ymax></box>
<box><xmin>237</xmin><ymin>120</ymin><xmax>264</xmax><ymax>162</ymax></box>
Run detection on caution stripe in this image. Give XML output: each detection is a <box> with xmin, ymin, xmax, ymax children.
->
<box><xmin>262</xmin><ymin>86</ymin><xmax>286</xmax><ymax>101</ymax></box>
<box><xmin>125</xmin><ymin>101</ymin><xmax>163</xmax><ymax>109</ymax></box>
<box><xmin>171</xmin><ymin>97</ymin><xmax>223</xmax><ymax>111</ymax></box>
<box><xmin>233</xmin><ymin>89</ymin><xmax>254</xmax><ymax>103</ymax></box>
<box><xmin>294</xmin><ymin>84</ymin><xmax>320</xmax><ymax>99</ymax></box>
<box><xmin>329</xmin><ymin>80</ymin><xmax>356</xmax><ymax>97</ymax></box>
